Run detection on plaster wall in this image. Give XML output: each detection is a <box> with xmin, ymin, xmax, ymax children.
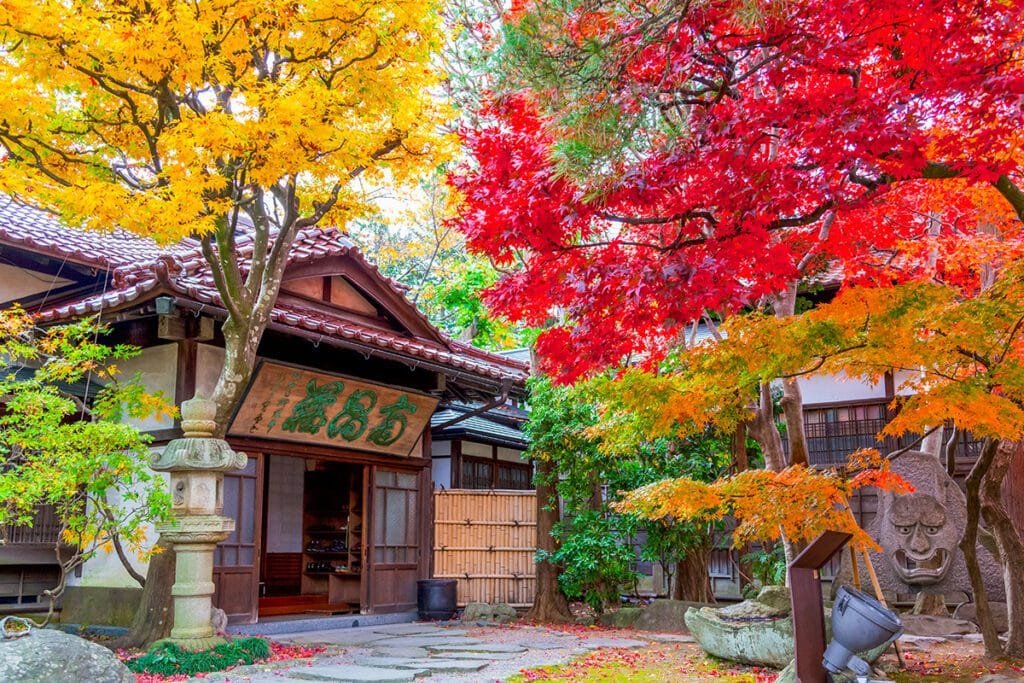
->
<box><xmin>431</xmin><ymin>440</ymin><xmax>452</xmax><ymax>457</ymax></box>
<box><xmin>797</xmin><ymin>371</ymin><xmax>887</xmax><ymax>405</ymax></box>
<box><xmin>497</xmin><ymin>446</ymin><xmax>524</xmax><ymax>463</ymax></box>
<box><xmin>431</xmin><ymin>456</ymin><xmax>452</xmax><ymax>489</ymax></box>
<box><xmin>461</xmin><ymin>440</ymin><xmax>491</xmax><ymax>458</ymax></box>
<box><xmin>118</xmin><ymin>343</ymin><xmax>178</xmax><ymax>432</ymax></box>
<box><xmin>195</xmin><ymin>343</ymin><xmax>226</xmax><ymax>400</ymax></box>
<box><xmin>0</xmin><ymin>263</ymin><xmax>72</xmax><ymax>303</ymax></box>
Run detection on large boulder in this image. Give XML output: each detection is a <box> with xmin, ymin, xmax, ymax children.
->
<box><xmin>460</xmin><ymin>602</ymin><xmax>517</xmax><ymax>625</ymax></box>
<box><xmin>954</xmin><ymin>602</ymin><xmax>1009</xmax><ymax>633</ymax></box>
<box><xmin>634</xmin><ymin>600</ymin><xmax>710</xmax><ymax>633</ymax></box>
<box><xmin>686</xmin><ymin>586</ymin><xmax>891</xmax><ymax>670</ymax></box>
<box><xmin>0</xmin><ymin>628</ymin><xmax>133</xmax><ymax>682</ymax></box>
<box><xmin>598</xmin><ymin>607</ymin><xmax>642</xmax><ymax>628</ymax></box>
<box><xmin>685</xmin><ymin>587</ymin><xmax>794</xmax><ymax>667</ymax></box>
<box><xmin>900</xmin><ymin>614</ymin><xmax>978</xmax><ymax>637</ymax></box>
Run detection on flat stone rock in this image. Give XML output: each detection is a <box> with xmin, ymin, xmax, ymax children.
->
<box><xmin>579</xmin><ymin>637</ymin><xmax>648</xmax><ymax>650</ymax></box>
<box><xmin>371</xmin><ymin>625</ymin><xmax>465</xmax><ymax>636</ymax></box>
<box><xmin>282</xmin><ymin>630</ymin><xmax>390</xmax><ymax>646</ymax></box>
<box><xmin>426</xmin><ymin>650</ymin><xmax>519</xmax><ymax>660</ymax></box>
<box><xmin>396</xmin><ymin>659</ymin><xmax>489</xmax><ymax>673</ymax></box>
<box><xmin>370</xmin><ymin>636</ymin><xmax>483</xmax><ymax>648</ymax></box>
<box><xmin>976</xmin><ymin>675</ymin><xmax>1024</xmax><ymax>683</ymax></box>
<box><xmin>427</xmin><ymin>642</ymin><xmax>527</xmax><ymax>654</ymax></box>
<box><xmin>286</xmin><ymin>664</ymin><xmax>417</xmax><ymax>682</ymax></box>
<box><xmin>369</xmin><ymin>647</ymin><xmax>430</xmax><ymax>658</ymax></box>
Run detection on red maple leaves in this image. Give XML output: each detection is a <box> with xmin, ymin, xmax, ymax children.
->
<box><xmin>450</xmin><ymin>0</ymin><xmax>1024</xmax><ymax>380</ymax></box>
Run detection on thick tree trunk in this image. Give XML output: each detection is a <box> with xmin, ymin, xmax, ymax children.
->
<box><xmin>109</xmin><ymin>538</ymin><xmax>176</xmax><ymax>650</ymax></box>
<box><xmin>961</xmin><ymin>439</ymin><xmax>1002</xmax><ymax>656</ymax></box>
<box><xmin>525</xmin><ymin>456</ymin><xmax>572</xmax><ymax>623</ymax></box>
<box><xmin>211</xmin><ymin>317</ymin><xmax>270</xmax><ymax>437</ymax></box>
<box><xmin>980</xmin><ymin>440</ymin><xmax>1024</xmax><ymax>657</ymax></box>
<box><xmin>912</xmin><ymin>592</ymin><xmax>949</xmax><ymax>617</ymax></box>
<box><xmin>671</xmin><ymin>545</ymin><xmax>714</xmax><ymax>603</ymax></box>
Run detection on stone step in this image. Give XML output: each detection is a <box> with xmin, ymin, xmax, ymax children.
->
<box><xmin>427</xmin><ymin>642</ymin><xmax>527</xmax><ymax>654</ymax></box>
<box><xmin>285</xmin><ymin>664</ymin><xmax>418</xmax><ymax>682</ymax></box>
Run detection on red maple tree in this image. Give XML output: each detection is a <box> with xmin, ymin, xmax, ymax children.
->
<box><xmin>450</xmin><ymin>0</ymin><xmax>1024</xmax><ymax>378</ymax></box>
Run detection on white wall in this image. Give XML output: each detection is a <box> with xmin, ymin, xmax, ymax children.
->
<box><xmin>265</xmin><ymin>456</ymin><xmax>305</xmax><ymax>553</ymax></box>
<box><xmin>117</xmin><ymin>343</ymin><xmax>178</xmax><ymax>432</ymax></box>
<box><xmin>0</xmin><ymin>263</ymin><xmax>72</xmax><ymax>303</ymax></box>
<box><xmin>796</xmin><ymin>371</ymin><xmax>887</xmax><ymax>406</ymax></box>
<box><xmin>195</xmin><ymin>343</ymin><xmax>225</xmax><ymax>400</ymax></box>
<box><xmin>431</xmin><ymin>456</ymin><xmax>452</xmax><ymax>489</ymax></box>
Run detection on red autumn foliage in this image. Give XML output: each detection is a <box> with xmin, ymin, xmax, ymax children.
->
<box><xmin>450</xmin><ymin>0</ymin><xmax>1024</xmax><ymax>381</ymax></box>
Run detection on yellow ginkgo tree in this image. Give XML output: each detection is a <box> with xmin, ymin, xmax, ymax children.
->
<box><xmin>0</xmin><ymin>0</ymin><xmax>451</xmax><ymax>428</ymax></box>
<box><xmin>0</xmin><ymin>0</ymin><xmax>450</xmax><ymax>645</ymax></box>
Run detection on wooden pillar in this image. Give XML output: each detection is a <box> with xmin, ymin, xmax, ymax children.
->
<box><xmin>790</xmin><ymin>531</ymin><xmax>853</xmax><ymax>683</ymax></box>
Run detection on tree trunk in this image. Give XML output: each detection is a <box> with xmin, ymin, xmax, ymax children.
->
<box><xmin>525</xmin><ymin>456</ymin><xmax>572</xmax><ymax>623</ymax></box>
<box><xmin>211</xmin><ymin>317</ymin><xmax>270</xmax><ymax>437</ymax></box>
<box><xmin>748</xmin><ymin>383</ymin><xmax>787</xmax><ymax>472</ymax></box>
<box><xmin>108</xmin><ymin>538</ymin><xmax>176</xmax><ymax>650</ymax></box>
<box><xmin>961</xmin><ymin>439</ymin><xmax>1002</xmax><ymax>656</ymax></box>
<box><xmin>773</xmin><ymin>283</ymin><xmax>809</xmax><ymax>466</ymax></box>
<box><xmin>672</xmin><ymin>545</ymin><xmax>714</xmax><ymax>603</ymax></box>
<box><xmin>980</xmin><ymin>440</ymin><xmax>1024</xmax><ymax>657</ymax></box>
<box><xmin>912</xmin><ymin>592</ymin><xmax>949</xmax><ymax>617</ymax></box>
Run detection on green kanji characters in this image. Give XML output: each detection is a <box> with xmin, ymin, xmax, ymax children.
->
<box><xmin>367</xmin><ymin>394</ymin><xmax>417</xmax><ymax>446</ymax></box>
<box><xmin>281</xmin><ymin>379</ymin><xmax>345</xmax><ymax>434</ymax></box>
<box><xmin>326</xmin><ymin>389</ymin><xmax>378</xmax><ymax>441</ymax></box>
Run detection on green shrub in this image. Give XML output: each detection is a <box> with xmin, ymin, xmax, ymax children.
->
<box><xmin>125</xmin><ymin>637</ymin><xmax>271</xmax><ymax>676</ymax></box>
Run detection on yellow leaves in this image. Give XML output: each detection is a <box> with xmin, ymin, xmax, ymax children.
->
<box><xmin>0</xmin><ymin>0</ymin><xmax>451</xmax><ymax>242</ymax></box>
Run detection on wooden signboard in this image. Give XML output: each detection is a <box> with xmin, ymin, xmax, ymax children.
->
<box><xmin>229</xmin><ymin>361</ymin><xmax>438</xmax><ymax>457</ymax></box>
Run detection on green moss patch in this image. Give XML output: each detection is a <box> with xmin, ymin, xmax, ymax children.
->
<box><xmin>125</xmin><ymin>637</ymin><xmax>271</xmax><ymax>677</ymax></box>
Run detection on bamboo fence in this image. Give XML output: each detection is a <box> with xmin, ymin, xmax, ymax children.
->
<box><xmin>432</xmin><ymin>489</ymin><xmax>536</xmax><ymax>607</ymax></box>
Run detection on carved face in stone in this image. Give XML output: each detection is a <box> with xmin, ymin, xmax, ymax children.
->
<box><xmin>882</xmin><ymin>492</ymin><xmax>957</xmax><ymax>585</ymax></box>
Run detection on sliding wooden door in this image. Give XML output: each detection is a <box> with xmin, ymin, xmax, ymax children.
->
<box><xmin>213</xmin><ymin>453</ymin><xmax>263</xmax><ymax>623</ymax></box>
<box><xmin>367</xmin><ymin>467</ymin><xmax>421</xmax><ymax>613</ymax></box>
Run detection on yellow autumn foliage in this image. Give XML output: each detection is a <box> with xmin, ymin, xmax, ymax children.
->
<box><xmin>0</xmin><ymin>0</ymin><xmax>452</xmax><ymax>242</ymax></box>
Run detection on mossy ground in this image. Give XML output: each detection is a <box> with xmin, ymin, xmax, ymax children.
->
<box><xmin>508</xmin><ymin>643</ymin><xmax>778</xmax><ymax>682</ymax></box>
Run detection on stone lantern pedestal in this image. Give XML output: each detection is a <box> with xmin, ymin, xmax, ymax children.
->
<box><xmin>151</xmin><ymin>397</ymin><xmax>247</xmax><ymax>651</ymax></box>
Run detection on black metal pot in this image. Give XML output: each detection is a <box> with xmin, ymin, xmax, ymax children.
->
<box><xmin>416</xmin><ymin>579</ymin><xmax>457</xmax><ymax>621</ymax></box>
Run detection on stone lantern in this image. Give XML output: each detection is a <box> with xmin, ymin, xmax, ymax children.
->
<box><xmin>150</xmin><ymin>397</ymin><xmax>246</xmax><ymax>651</ymax></box>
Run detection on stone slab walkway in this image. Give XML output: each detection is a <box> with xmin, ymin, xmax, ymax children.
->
<box><xmin>195</xmin><ymin>621</ymin><xmax>649</xmax><ymax>682</ymax></box>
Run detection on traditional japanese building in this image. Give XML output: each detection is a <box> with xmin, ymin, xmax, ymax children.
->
<box><xmin>0</xmin><ymin>198</ymin><xmax>528</xmax><ymax>625</ymax></box>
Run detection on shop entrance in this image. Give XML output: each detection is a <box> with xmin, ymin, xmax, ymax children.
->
<box><xmin>258</xmin><ymin>456</ymin><xmax>365</xmax><ymax>616</ymax></box>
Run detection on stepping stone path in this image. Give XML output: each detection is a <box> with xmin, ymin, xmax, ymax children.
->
<box><xmin>192</xmin><ymin>621</ymin><xmax>661</xmax><ymax>682</ymax></box>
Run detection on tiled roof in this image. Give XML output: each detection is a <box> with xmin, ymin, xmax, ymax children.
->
<box><xmin>0</xmin><ymin>198</ymin><xmax>528</xmax><ymax>386</ymax></box>
<box><xmin>431</xmin><ymin>408</ymin><xmax>527</xmax><ymax>448</ymax></box>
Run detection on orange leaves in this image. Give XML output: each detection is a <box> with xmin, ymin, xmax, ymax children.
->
<box><xmin>615</xmin><ymin>462</ymin><xmax>911</xmax><ymax>552</ymax></box>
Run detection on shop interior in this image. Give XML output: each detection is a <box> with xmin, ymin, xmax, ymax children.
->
<box><xmin>258</xmin><ymin>456</ymin><xmax>364</xmax><ymax>616</ymax></box>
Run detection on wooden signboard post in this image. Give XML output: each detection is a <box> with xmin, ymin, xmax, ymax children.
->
<box><xmin>229</xmin><ymin>361</ymin><xmax>439</xmax><ymax>457</ymax></box>
<box><xmin>790</xmin><ymin>530</ymin><xmax>854</xmax><ymax>683</ymax></box>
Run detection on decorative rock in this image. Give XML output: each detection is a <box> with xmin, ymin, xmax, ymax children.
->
<box><xmin>955</xmin><ymin>602</ymin><xmax>1010</xmax><ymax>633</ymax></box>
<box><xmin>976</xmin><ymin>675</ymin><xmax>1024</xmax><ymax>683</ymax></box>
<box><xmin>837</xmin><ymin>452</ymin><xmax>1005</xmax><ymax>601</ymax></box>
<box><xmin>460</xmin><ymin>602</ymin><xmax>518</xmax><ymax>625</ymax></box>
<box><xmin>900</xmin><ymin>614</ymin><xmax>978</xmax><ymax>637</ymax></box>
<box><xmin>685</xmin><ymin>603</ymin><xmax>795</xmax><ymax>668</ymax></box>
<box><xmin>756</xmin><ymin>585</ymin><xmax>793</xmax><ymax>613</ymax></box>
<box><xmin>0</xmin><ymin>628</ymin><xmax>134</xmax><ymax>683</ymax></box>
<box><xmin>287</xmin><ymin>664</ymin><xmax>417</xmax><ymax>682</ymax></box>
<box><xmin>395</xmin><ymin>658</ymin><xmax>489</xmax><ymax>673</ymax></box>
<box><xmin>598</xmin><ymin>607</ymin><xmax>642</xmax><ymax>628</ymax></box>
<box><xmin>634</xmin><ymin>600</ymin><xmax>711</xmax><ymax>633</ymax></box>
<box><xmin>369</xmin><ymin>646</ymin><xmax>430</xmax><ymax>658</ymax></box>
